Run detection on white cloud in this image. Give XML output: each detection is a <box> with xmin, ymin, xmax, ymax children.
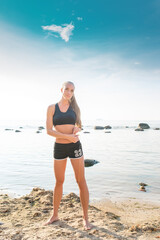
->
<box><xmin>77</xmin><ymin>17</ymin><xmax>83</xmax><ymax>21</ymax></box>
<box><xmin>41</xmin><ymin>22</ymin><xmax>74</xmax><ymax>42</ymax></box>
<box><xmin>44</xmin><ymin>32</ymin><xmax>59</xmax><ymax>39</ymax></box>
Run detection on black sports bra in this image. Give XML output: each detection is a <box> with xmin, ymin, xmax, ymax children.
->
<box><xmin>53</xmin><ymin>103</ymin><xmax>76</xmax><ymax>126</ymax></box>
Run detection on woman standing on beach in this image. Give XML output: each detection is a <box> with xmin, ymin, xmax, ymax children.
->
<box><xmin>45</xmin><ymin>81</ymin><xmax>92</xmax><ymax>230</ymax></box>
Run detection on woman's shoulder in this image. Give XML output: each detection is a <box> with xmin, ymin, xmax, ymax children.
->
<box><xmin>48</xmin><ymin>103</ymin><xmax>57</xmax><ymax>107</ymax></box>
<box><xmin>47</xmin><ymin>103</ymin><xmax>57</xmax><ymax>114</ymax></box>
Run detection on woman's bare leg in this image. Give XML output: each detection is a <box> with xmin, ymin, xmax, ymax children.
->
<box><xmin>44</xmin><ymin>158</ymin><xmax>67</xmax><ymax>225</ymax></box>
<box><xmin>70</xmin><ymin>156</ymin><xmax>93</xmax><ymax>230</ymax></box>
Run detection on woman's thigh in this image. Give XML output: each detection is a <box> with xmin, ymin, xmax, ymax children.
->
<box><xmin>70</xmin><ymin>156</ymin><xmax>85</xmax><ymax>183</ymax></box>
<box><xmin>54</xmin><ymin>158</ymin><xmax>67</xmax><ymax>183</ymax></box>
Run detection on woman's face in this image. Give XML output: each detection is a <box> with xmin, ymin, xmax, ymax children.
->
<box><xmin>61</xmin><ymin>83</ymin><xmax>75</xmax><ymax>101</ymax></box>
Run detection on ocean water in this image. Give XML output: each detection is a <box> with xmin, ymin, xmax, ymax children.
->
<box><xmin>0</xmin><ymin>119</ymin><xmax>160</xmax><ymax>204</ymax></box>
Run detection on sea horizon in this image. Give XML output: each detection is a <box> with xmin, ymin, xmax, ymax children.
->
<box><xmin>0</xmin><ymin>118</ymin><xmax>160</xmax><ymax>129</ymax></box>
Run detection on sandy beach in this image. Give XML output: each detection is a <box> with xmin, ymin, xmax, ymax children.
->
<box><xmin>0</xmin><ymin>187</ymin><xmax>160</xmax><ymax>240</ymax></box>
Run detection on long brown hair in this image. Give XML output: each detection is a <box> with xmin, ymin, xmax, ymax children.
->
<box><xmin>62</xmin><ymin>81</ymin><xmax>82</xmax><ymax>128</ymax></box>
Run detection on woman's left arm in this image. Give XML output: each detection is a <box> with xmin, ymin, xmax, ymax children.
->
<box><xmin>73</xmin><ymin>125</ymin><xmax>81</xmax><ymax>134</ymax></box>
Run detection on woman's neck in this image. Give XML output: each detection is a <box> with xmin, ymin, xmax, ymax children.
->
<box><xmin>59</xmin><ymin>98</ymin><xmax>69</xmax><ymax>106</ymax></box>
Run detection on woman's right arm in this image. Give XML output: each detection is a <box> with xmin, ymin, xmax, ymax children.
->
<box><xmin>46</xmin><ymin>105</ymin><xmax>79</xmax><ymax>143</ymax></box>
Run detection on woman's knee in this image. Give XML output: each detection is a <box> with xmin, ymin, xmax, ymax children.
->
<box><xmin>55</xmin><ymin>178</ymin><xmax>65</xmax><ymax>186</ymax></box>
<box><xmin>76</xmin><ymin>177</ymin><xmax>86</xmax><ymax>187</ymax></box>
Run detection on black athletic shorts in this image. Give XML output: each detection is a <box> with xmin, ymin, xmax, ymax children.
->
<box><xmin>53</xmin><ymin>140</ymin><xmax>83</xmax><ymax>160</ymax></box>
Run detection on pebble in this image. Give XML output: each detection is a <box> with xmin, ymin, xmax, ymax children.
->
<box><xmin>75</xmin><ymin>232</ymin><xmax>84</xmax><ymax>238</ymax></box>
<box><xmin>33</xmin><ymin>212</ymin><xmax>42</xmax><ymax>217</ymax></box>
<box><xmin>0</xmin><ymin>208</ymin><xmax>10</xmax><ymax>213</ymax></box>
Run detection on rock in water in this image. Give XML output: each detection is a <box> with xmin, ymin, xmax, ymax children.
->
<box><xmin>138</xmin><ymin>182</ymin><xmax>148</xmax><ymax>192</ymax></box>
<box><xmin>135</xmin><ymin>127</ymin><xmax>144</xmax><ymax>131</ymax></box>
<box><xmin>38</xmin><ymin>126</ymin><xmax>45</xmax><ymax>130</ymax></box>
<box><xmin>138</xmin><ymin>123</ymin><xmax>150</xmax><ymax>129</ymax></box>
<box><xmin>36</xmin><ymin>131</ymin><xmax>41</xmax><ymax>133</ymax></box>
<box><xmin>139</xmin><ymin>182</ymin><xmax>148</xmax><ymax>186</ymax></box>
<box><xmin>104</xmin><ymin>125</ymin><xmax>112</xmax><ymax>129</ymax></box>
<box><xmin>94</xmin><ymin>126</ymin><xmax>104</xmax><ymax>130</ymax></box>
<box><xmin>139</xmin><ymin>186</ymin><xmax>146</xmax><ymax>192</ymax></box>
<box><xmin>84</xmin><ymin>159</ymin><xmax>99</xmax><ymax>167</ymax></box>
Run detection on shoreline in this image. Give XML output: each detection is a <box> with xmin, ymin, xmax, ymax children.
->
<box><xmin>0</xmin><ymin>187</ymin><xmax>160</xmax><ymax>240</ymax></box>
<box><xmin>1</xmin><ymin>187</ymin><xmax>160</xmax><ymax>206</ymax></box>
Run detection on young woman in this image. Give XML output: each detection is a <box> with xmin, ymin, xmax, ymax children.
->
<box><xmin>45</xmin><ymin>81</ymin><xmax>92</xmax><ymax>230</ymax></box>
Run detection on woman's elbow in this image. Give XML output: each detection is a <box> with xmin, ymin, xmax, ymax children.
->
<box><xmin>46</xmin><ymin>128</ymin><xmax>52</xmax><ymax>135</ymax></box>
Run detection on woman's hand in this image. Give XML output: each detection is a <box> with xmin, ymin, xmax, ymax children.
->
<box><xmin>67</xmin><ymin>134</ymin><xmax>79</xmax><ymax>143</ymax></box>
<box><xmin>73</xmin><ymin>126</ymin><xmax>81</xmax><ymax>134</ymax></box>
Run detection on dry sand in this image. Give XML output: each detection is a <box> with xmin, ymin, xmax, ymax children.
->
<box><xmin>0</xmin><ymin>187</ymin><xmax>160</xmax><ymax>240</ymax></box>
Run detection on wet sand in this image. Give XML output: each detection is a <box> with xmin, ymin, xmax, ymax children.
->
<box><xmin>0</xmin><ymin>187</ymin><xmax>160</xmax><ymax>240</ymax></box>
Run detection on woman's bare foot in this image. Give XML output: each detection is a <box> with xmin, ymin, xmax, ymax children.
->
<box><xmin>83</xmin><ymin>219</ymin><xmax>93</xmax><ymax>230</ymax></box>
<box><xmin>43</xmin><ymin>215</ymin><xmax>59</xmax><ymax>226</ymax></box>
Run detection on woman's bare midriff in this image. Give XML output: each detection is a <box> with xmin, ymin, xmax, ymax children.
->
<box><xmin>54</xmin><ymin>124</ymin><xmax>79</xmax><ymax>143</ymax></box>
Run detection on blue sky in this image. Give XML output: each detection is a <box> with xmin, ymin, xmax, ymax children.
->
<box><xmin>0</xmin><ymin>0</ymin><xmax>160</xmax><ymax>123</ymax></box>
